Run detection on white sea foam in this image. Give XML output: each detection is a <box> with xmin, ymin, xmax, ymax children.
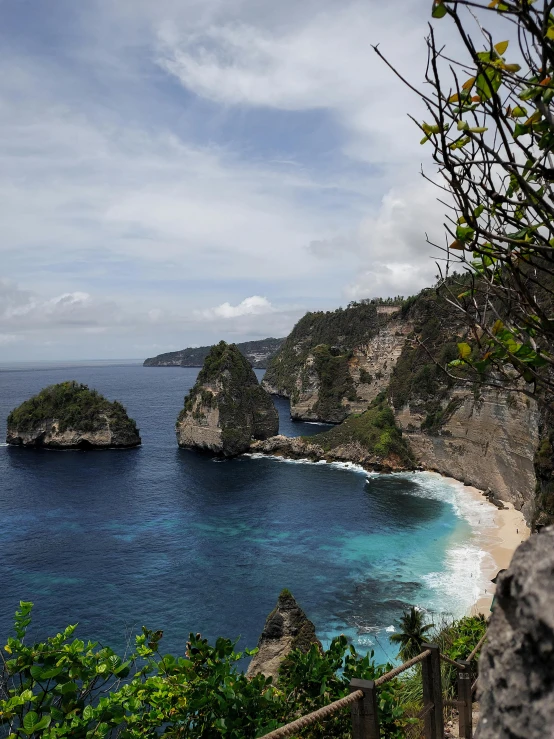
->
<box><xmin>0</xmin><ymin>443</ymin><xmax>8</xmax><ymax>447</ymax></box>
<box><xmin>385</xmin><ymin>625</ymin><xmax>395</xmax><ymax>632</ymax></box>
<box><xmin>244</xmin><ymin>451</ymin><xmax>373</xmax><ymax>477</ymax></box>
<box><xmin>388</xmin><ymin>471</ymin><xmax>498</xmax><ymax>618</ymax></box>
<box><xmin>245</xmin><ymin>453</ymin><xmax>497</xmax><ymax>620</ymax></box>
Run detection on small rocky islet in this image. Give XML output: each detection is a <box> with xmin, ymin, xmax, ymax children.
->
<box><xmin>6</xmin><ymin>381</ymin><xmax>141</xmax><ymax>449</ymax></box>
<box><xmin>175</xmin><ymin>340</ymin><xmax>279</xmax><ymax>456</ymax></box>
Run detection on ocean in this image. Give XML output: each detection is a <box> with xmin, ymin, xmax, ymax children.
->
<box><xmin>0</xmin><ymin>361</ymin><xmax>494</xmax><ymax>665</ymax></box>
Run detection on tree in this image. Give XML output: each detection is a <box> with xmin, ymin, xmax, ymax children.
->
<box><xmin>375</xmin><ymin>0</ymin><xmax>554</xmax><ymax>408</ymax></box>
<box><xmin>390</xmin><ymin>607</ymin><xmax>435</xmax><ymax>661</ymax></box>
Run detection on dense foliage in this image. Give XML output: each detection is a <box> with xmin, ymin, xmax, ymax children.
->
<box><xmin>0</xmin><ymin>604</ymin><xmax>413</xmax><ymax>739</ymax></box>
<box><xmin>388</xmin><ymin>289</ymin><xmax>463</xmax><ymax>421</ymax></box>
<box><xmin>6</xmin><ymin>382</ymin><xmax>138</xmax><ymax>437</ymax></box>
<box><xmin>306</xmin><ymin>394</ymin><xmax>414</xmax><ymax>467</ymax></box>
<box><xmin>310</xmin><ymin>345</ymin><xmax>357</xmax><ymax>421</ymax></box>
<box><xmin>144</xmin><ymin>339</ymin><xmax>284</xmax><ymax>369</ymax></box>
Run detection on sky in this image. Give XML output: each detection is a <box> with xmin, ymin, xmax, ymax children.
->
<box><xmin>0</xmin><ymin>0</ymin><xmax>454</xmax><ymax>360</ymax></box>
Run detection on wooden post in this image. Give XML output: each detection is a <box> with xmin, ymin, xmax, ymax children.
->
<box><xmin>457</xmin><ymin>660</ymin><xmax>472</xmax><ymax>739</ymax></box>
<box><xmin>421</xmin><ymin>644</ymin><xmax>444</xmax><ymax>739</ymax></box>
<box><xmin>349</xmin><ymin>678</ymin><xmax>379</xmax><ymax>739</ymax></box>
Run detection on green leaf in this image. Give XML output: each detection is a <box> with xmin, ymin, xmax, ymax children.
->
<box><xmin>457</xmin><ymin>342</ymin><xmax>472</xmax><ymax>359</ymax></box>
<box><xmin>22</xmin><ymin>713</ymin><xmax>39</xmax><ymax>734</ymax></box>
<box><xmin>32</xmin><ymin>717</ymin><xmax>51</xmax><ymax>732</ymax></box>
<box><xmin>494</xmin><ymin>40</ymin><xmax>509</xmax><ymax>55</ymax></box>
<box><xmin>456</xmin><ymin>224</ymin><xmax>475</xmax><ymax>242</ymax></box>
<box><xmin>83</xmin><ymin>705</ymin><xmax>94</xmax><ymax>721</ymax></box>
<box><xmin>432</xmin><ymin>0</ymin><xmax>448</xmax><ymax>18</ymax></box>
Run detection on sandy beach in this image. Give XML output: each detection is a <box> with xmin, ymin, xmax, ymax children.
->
<box><xmin>440</xmin><ymin>476</ymin><xmax>530</xmax><ymax>615</ymax></box>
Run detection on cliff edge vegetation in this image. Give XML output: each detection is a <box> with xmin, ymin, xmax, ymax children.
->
<box><xmin>262</xmin><ymin>300</ymin><xmax>408</xmax><ymax>423</ymax></box>
<box><xmin>176</xmin><ymin>341</ymin><xmax>279</xmax><ymax>456</ymax></box>
<box><xmin>6</xmin><ymin>381</ymin><xmax>141</xmax><ymax>449</ymax></box>
<box><xmin>252</xmin><ymin>394</ymin><xmax>414</xmax><ymax>472</ymax></box>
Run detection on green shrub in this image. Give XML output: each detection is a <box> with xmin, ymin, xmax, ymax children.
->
<box><xmin>6</xmin><ymin>382</ymin><xmax>138</xmax><ymax>436</ymax></box>
<box><xmin>0</xmin><ymin>603</ymin><xmax>410</xmax><ymax>739</ymax></box>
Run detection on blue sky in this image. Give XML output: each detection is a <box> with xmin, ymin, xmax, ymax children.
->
<box><xmin>0</xmin><ymin>0</ymin><xmax>451</xmax><ymax>360</ymax></box>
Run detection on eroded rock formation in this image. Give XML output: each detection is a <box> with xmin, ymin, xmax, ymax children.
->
<box><xmin>6</xmin><ymin>381</ymin><xmax>141</xmax><ymax>449</ymax></box>
<box><xmin>246</xmin><ymin>589</ymin><xmax>322</xmax><ymax>681</ymax></box>
<box><xmin>476</xmin><ymin>527</ymin><xmax>554</xmax><ymax>738</ymax></box>
<box><xmin>176</xmin><ymin>341</ymin><xmax>279</xmax><ymax>456</ymax></box>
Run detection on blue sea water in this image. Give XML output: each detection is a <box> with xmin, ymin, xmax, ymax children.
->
<box><xmin>0</xmin><ymin>362</ymin><xmax>492</xmax><ymax>665</ymax></box>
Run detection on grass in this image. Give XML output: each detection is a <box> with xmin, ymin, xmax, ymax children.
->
<box><xmin>304</xmin><ymin>394</ymin><xmax>414</xmax><ymax>466</ymax></box>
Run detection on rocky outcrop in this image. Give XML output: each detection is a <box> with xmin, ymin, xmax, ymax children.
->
<box><xmin>476</xmin><ymin>527</ymin><xmax>554</xmax><ymax>738</ymax></box>
<box><xmin>246</xmin><ymin>590</ymin><xmax>322</xmax><ymax>681</ymax></box>
<box><xmin>144</xmin><ymin>337</ymin><xmax>284</xmax><ymax>369</ymax></box>
<box><xmin>251</xmin><ymin>398</ymin><xmax>414</xmax><ymax>472</ymax></box>
<box><xmin>396</xmin><ymin>387</ymin><xmax>540</xmax><ymax>522</ymax></box>
<box><xmin>251</xmin><ymin>434</ymin><xmax>410</xmax><ymax>472</ymax></box>
<box><xmin>176</xmin><ymin>341</ymin><xmax>279</xmax><ymax>456</ymax></box>
<box><xmin>6</xmin><ymin>381</ymin><xmax>140</xmax><ymax>449</ymax></box>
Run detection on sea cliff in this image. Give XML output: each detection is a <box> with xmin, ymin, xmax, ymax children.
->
<box><xmin>176</xmin><ymin>341</ymin><xmax>278</xmax><ymax>456</ymax></box>
<box><xmin>261</xmin><ymin>288</ymin><xmax>552</xmax><ymax>527</ymax></box>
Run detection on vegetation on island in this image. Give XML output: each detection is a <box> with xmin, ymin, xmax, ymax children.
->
<box><xmin>6</xmin><ymin>382</ymin><xmax>139</xmax><ymax>437</ymax></box>
<box><xmin>305</xmin><ymin>393</ymin><xmax>415</xmax><ymax>467</ymax></box>
<box><xmin>0</xmin><ymin>602</ymin><xmax>486</xmax><ymax>739</ymax></box>
<box><xmin>177</xmin><ymin>342</ymin><xmax>278</xmax><ymax>454</ymax></box>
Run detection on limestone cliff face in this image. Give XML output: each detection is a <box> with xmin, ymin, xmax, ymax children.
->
<box><xmin>396</xmin><ymin>387</ymin><xmax>540</xmax><ymax>521</ymax></box>
<box><xmin>176</xmin><ymin>341</ymin><xmax>279</xmax><ymax>457</ymax></box>
<box><xmin>6</xmin><ymin>381</ymin><xmax>140</xmax><ymax>449</ymax></box>
<box><xmin>263</xmin><ymin>302</ymin><xmax>410</xmax><ymax>423</ymax></box>
<box><xmin>246</xmin><ymin>590</ymin><xmax>321</xmax><ymax>681</ymax></box>
<box><xmin>287</xmin><ymin>316</ymin><xmax>413</xmax><ymax>422</ymax></box>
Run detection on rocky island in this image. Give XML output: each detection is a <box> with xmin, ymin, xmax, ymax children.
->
<box><xmin>176</xmin><ymin>341</ymin><xmax>279</xmax><ymax>456</ymax></box>
<box><xmin>6</xmin><ymin>381</ymin><xmax>141</xmax><ymax>449</ymax></box>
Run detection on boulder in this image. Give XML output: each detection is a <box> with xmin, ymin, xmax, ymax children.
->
<box><xmin>6</xmin><ymin>381</ymin><xmax>141</xmax><ymax>449</ymax></box>
<box><xmin>476</xmin><ymin>527</ymin><xmax>554</xmax><ymax>738</ymax></box>
<box><xmin>176</xmin><ymin>341</ymin><xmax>279</xmax><ymax>456</ymax></box>
<box><xmin>246</xmin><ymin>589</ymin><xmax>322</xmax><ymax>681</ymax></box>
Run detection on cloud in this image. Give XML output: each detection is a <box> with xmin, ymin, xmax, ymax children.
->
<box><xmin>0</xmin><ymin>279</ymin><xmax>303</xmax><ymax>359</ymax></box>
<box><xmin>344</xmin><ymin>181</ymin><xmax>449</xmax><ymax>299</ymax></box>
<box><xmin>0</xmin><ymin>0</ymin><xmax>463</xmax><ymax>359</ymax></box>
<box><xmin>197</xmin><ymin>295</ymin><xmax>275</xmax><ymax>320</ymax></box>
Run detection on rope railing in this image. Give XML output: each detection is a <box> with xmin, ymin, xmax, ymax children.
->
<box><xmin>374</xmin><ymin>649</ymin><xmax>431</xmax><ymax>686</ymax></box>
<box><xmin>258</xmin><ymin>633</ymin><xmax>487</xmax><ymax>739</ymax></box>
<box><xmin>467</xmin><ymin>632</ymin><xmax>487</xmax><ymax>662</ymax></box>
<box><xmin>440</xmin><ymin>653</ymin><xmax>464</xmax><ymax>669</ymax></box>
<box><xmin>259</xmin><ymin>689</ymin><xmax>364</xmax><ymax>739</ymax></box>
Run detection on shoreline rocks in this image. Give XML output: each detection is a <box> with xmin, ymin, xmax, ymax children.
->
<box><xmin>6</xmin><ymin>381</ymin><xmax>141</xmax><ymax>449</ymax></box>
<box><xmin>246</xmin><ymin>589</ymin><xmax>322</xmax><ymax>681</ymax></box>
<box><xmin>250</xmin><ymin>433</ymin><xmax>411</xmax><ymax>473</ymax></box>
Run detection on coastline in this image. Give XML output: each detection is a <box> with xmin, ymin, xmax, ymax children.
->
<box><xmin>437</xmin><ymin>475</ymin><xmax>530</xmax><ymax>616</ymax></box>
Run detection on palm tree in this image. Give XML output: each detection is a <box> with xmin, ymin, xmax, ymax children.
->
<box><xmin>389</xmin><ymin>607</ymin><xmax>434</xmax><ymax>662</ymax></box>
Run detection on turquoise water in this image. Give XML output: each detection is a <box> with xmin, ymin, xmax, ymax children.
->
<box><xmin>0</xmin><ymin>363</ymin><xmax>492</xmax><ymax>665</ymax></box>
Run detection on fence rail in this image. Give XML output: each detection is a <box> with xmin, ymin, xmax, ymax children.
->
<box><xmin>259</xmin><ymin>635</ymin><xmax>486</xmax><ymax>739</ymax></box>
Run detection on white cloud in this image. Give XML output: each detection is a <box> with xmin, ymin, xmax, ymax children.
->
<box><xmin>197</xmin><ymin>295</ymin><xmax>275</xmax><ymax>320</ymax></box>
